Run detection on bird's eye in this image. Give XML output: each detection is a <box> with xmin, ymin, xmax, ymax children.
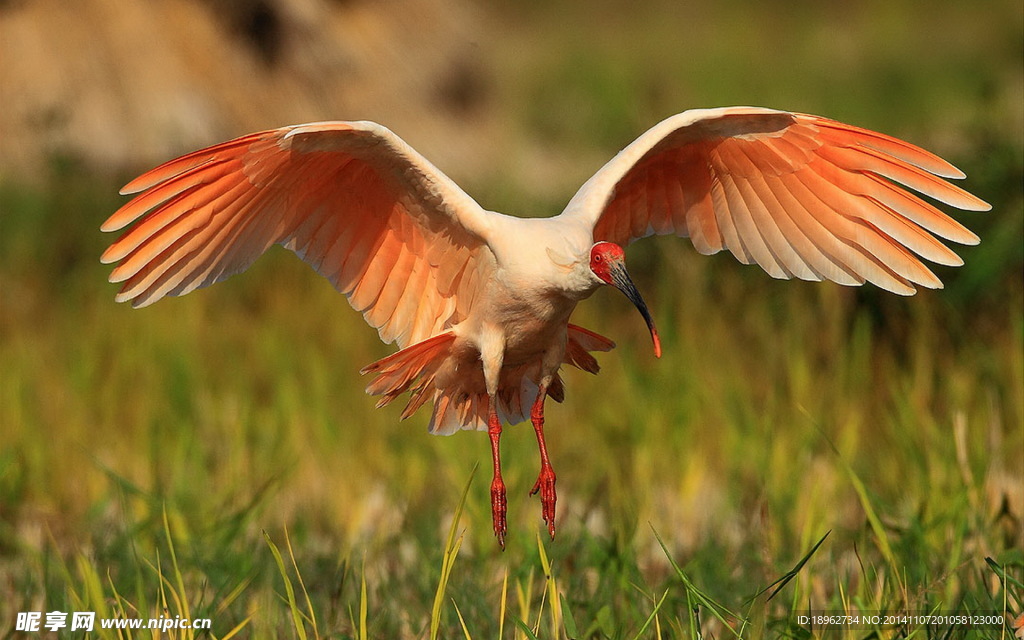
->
<box><xmin>595</xmin><ymin>255</ymin><xmax>602</xmax><ymax>262</ymax></box>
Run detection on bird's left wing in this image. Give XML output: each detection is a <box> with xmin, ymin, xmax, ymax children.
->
<box><xmin>101</xmin><ymin>121</ymin><xmax>496</xmax><ymax>348</ymax></box>
<box><xmin>559</xmin><ymin>107</ymin><xmax>990</xmax><ymax>294</ymax></box>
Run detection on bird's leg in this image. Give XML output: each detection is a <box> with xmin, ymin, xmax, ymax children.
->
<box><xmin>488</xmin><ymin>398</ymin><xmax>507</xmax><ymax>549</ymax></box>
<box><xmin>528</xmin><ymin>380</ymin><xmax>557</xmax><ymax>539</ymax></box>
<box><xmin>479</xmin><ymin>323</ymin><xmax>507</xmax><ymax>548</ymax></box>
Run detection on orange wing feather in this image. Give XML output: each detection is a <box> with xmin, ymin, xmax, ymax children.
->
<box><xmin>564</xmin><ymin>107</ymin><xmax>989</xmax><ymax>295</ymax></box>
<box><xmin>101</xmin><ymin>121</ymin><xmax>496</xmax><ymax>348</ymax></box>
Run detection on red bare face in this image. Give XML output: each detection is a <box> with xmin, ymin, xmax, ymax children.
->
<box><xmin>589</xmin><ymin>241</ymin><xmax>625</xmax><ymax>284</ymax></box>
<box><xmin>588</xmin><ymin>241</ymin><xmax>661</xmax><ymax>358</ymax></box>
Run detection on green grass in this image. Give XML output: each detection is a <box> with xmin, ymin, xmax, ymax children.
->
<box><xmin>2</xmin><ymin>0</ymin><xmax>1023</xmax><ymax>637</ymax></box>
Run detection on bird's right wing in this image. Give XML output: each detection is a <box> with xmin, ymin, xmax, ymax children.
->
<box><xmin>560</xmin><ymin>107</ymin><xmax>990</xmax><ymax>294</ymax></box>
<box><xmin>101</xmin><ymin>121</ymin><xmax>497</xmax><ymax>348</ymax></box>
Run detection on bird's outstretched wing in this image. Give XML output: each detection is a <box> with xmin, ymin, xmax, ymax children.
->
<box><xmin>560</xmin><ymin>107</ymin><xmax>990</xmax><ymax>294</ymax></box>
<box><xmin>102</xmin><ymin>121</ymin><xmax>496</xmax><ymax>348</ymax></box>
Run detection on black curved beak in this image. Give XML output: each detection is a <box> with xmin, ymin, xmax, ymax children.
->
<box><xmin>609</xmin><ymin>262</ymin><xmax>662</xmax><ymax>358</ymax></box>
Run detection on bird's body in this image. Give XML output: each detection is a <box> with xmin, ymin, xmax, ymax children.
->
<box><xmin>361</xmin><ymin>210</ymin><xmax>615</xmax><ymax>435</ymax></box>
<box><xmin>102</xmin><ymin>107</ymin><xmax>989</xmax><ymax>546</ymax></box>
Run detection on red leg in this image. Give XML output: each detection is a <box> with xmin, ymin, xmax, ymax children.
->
<box><xmin>528</xmin><ymin>386</ymin><xmax>557</xmax><ymax>539</ymax></box>
<box><xmin>488</xmin><ymin>402</ymin><xmax>507</xmax><ymax>549</ymax></box>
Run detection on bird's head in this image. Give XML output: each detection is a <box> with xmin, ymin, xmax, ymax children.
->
<box><xmin>589</xmin><ymin>242</ymin><xmax>662</xmax><ymax>358</ymax></box>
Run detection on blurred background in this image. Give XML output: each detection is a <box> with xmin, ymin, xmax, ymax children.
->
<box><xmin>1</xmin><ymin>0</ymin><xmax>1021</xmax><ymax>636</ymax></box>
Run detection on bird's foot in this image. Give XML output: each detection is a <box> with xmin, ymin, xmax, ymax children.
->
<box><xmin>529</xmin><ymin>463</ymin><xmax>557</xmax><ymax>539</ymax></box>
<box><xmin>491</xmin><ymin>476</ymin><xmax>507</xmax><ymax>549</ymax></box>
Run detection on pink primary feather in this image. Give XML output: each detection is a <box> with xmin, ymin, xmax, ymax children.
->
<box><xmin>101</xmin><ymin>121</ymin><xmax>495</xmax><ymax>349</ymax></box>
<box><xmin>566</xmin><ymin>107</ymin><xmax>989</xmax><ymax>296</ymax></box>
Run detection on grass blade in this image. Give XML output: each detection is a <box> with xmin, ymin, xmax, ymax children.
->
<box><xmin>220</xmin><ymin>615</ymin><xmax>254</xmax><ymax>640</ymax></box>
<box><xmin>806</xmin><ymin>410</ymin><xmax>898</xmax><ymax>572</ymax></box>
<box><xmin>452</xmin><ymin>598</ymin><xmax>474</xmax><ymax>640</ymax></box>
<box><xmin>535</xmin><ymin>531</ymin><xmax>560</xmax><ymax>636</ymax></box>
<box><xmin>512</xmin><ymin>617</ymin><xmax>542</xmax><ymax>640</ymax></box>
<box><xmin>515</xmin><ymin>568</ymin><xmax>535</xmax><ymax>639</ymax></box>
<box><xmin>559</xmin><ymin>592</ymin><xmax>579</xmax><ymax>639</ymax></box>
<box><xmin>284</xmin><ymin>528</ymin><xmax>319</xmax><ymax>640</ymax></box>
<box><xmin>359</xmin><ymin>559</ymin><xmax>368</xmax><ymax>640</ymax></box>
<box><xmin>430</xmin><ymin>463</ymin><xmax>477</xmax><ymax>640</ymax></box>
<box><xmin>499</xmin><ymin>568</ymin><xmax>509</xmax><ymax>640</ymax></box>
<box><xmin>631</xmin><ymin>589</ymin><xmax>670</xmax><ymax>640</ymax></box>
<box><xmin>264</xmin><ymin>529</ymin><xmax>308</xmax><ymax>640</ymax></box>
<box><xmin>652</xmin><ymin>526</ymin><xmax>743</xmax><ymax>638</ymax></box>
<box><xmin>985</xmin><ymin>557</ymin><xmax>1024</xmax><ymax>596</ymax></box>
<box><xmin>753</xmin><ymin>530</ymin><xmax>831</xmax><ymax>602</ymax></box>
<box><xmin>162</xmin><ymin>506</ymin><xmax>192</xmax><ymax>623</ymax></box>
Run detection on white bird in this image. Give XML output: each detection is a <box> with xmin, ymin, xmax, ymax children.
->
<box><xmin>101</xmin><ymin>106</ymin><xmax>989</xmax><ymax>547</ymax></box>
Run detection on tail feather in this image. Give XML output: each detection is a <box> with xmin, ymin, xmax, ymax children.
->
<box><xmin>431</xmin><ymin>392</ymin><xmax>454</xmax><ymax>432</ymax></box>
<box><xmin>564</xmin><ymin>324</ymin><xmax>615</xmax><ymax>373</ymax></box>
<box><xmin>401</xmin><ymin>381</ymin><xmax>433</xmax><ymax>419</ymax></box>
<box><xmin>361</xmin><ymin>330</ymin><xmax>455</xmax><ymax>398</ymax></box>
<box><xmin>567</xmin><ymin>324</ymin><xmax>616</xmax><ymax>352</ymax></box>
<box><xmin>547</xmin><ymin>373</ymin><xmax>565</xmax><ymax>403</ymax></box>
<box><xmin>361</xmin><ymin>324</ymin><xmax>616</xmax><ymax>435</ymax></box>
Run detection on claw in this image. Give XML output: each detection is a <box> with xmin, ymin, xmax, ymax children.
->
<box><xmin>491</xmin><ymin>476</ymin><xmax>507</xmax><ymax>548</ymax></box>
<box><xmin>530</xmin><ymin>464</ymin><xmax>557</xmax><ymax>539</ymax></box>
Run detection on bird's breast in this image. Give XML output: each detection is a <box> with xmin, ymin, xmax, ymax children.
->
<box><xmin>463</xmin><ymin>272</ymin><xmax>580</xmax><ymax>367</ymax></box>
